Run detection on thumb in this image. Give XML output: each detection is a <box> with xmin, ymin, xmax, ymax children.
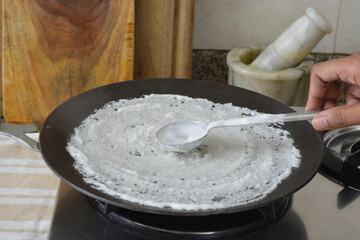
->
<box><xmin>312</xmin><ymin>105</ymin><xmax>360</xmax><ymax>130</ymax></box>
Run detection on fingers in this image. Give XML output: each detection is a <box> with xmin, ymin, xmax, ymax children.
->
<box><xmin>305</xmin><ymin>54</ymin><xmax>360</xmax><ymax>130</ymax></box>
<box><xmin>306</xmin><ymin>61</ymin><xmax>341</xmax><ymax>111</ymax></box>
<box><xmin>312</xmin><ymin>104</ymin><xmax>360</xmax><ymax>130</ymax></box>
<box><xmin>305</xmin><ymin>74</ymin><xmax>341</xmax><ymax>111</ymax></box>
<box><xmin>346</xmin><ymin>85</ymin><xmax>360</xmax><ymax>105</ymax></box>
<box><xmin>322</xmin><ymin>81</ymin><xmax>341</xmax><ymax>109</ymax></box>
<box><xmin>305</xmin><ymin>69</ymin><xmax>330</xmax><ymax>111</ymax></box>
<box><xmin>306</xmin><ymin>53</ymin><xmax>360</xmax><ymax>111</ymax></box>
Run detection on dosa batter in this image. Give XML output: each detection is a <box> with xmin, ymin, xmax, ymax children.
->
<box><xmin>67</xmin><ymin>94</ymin><xmax>301</xmax><ymax>211</ymax></box>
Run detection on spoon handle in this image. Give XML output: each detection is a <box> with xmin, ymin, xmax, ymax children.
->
<box><xmin>282</xmin><ymin>111</ymin><xmax>319</xmax><ymax>122</ymax></box>
<box><xmin>207</xmin><ymin>111</ymin><xmax>320</xmax><ymax>130</ymax></box>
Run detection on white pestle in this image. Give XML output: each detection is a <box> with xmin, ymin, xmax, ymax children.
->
<box><xmin>250</xmin><ymin>7</ymin><xmax>332</xmax><ymax>71</ymax></box>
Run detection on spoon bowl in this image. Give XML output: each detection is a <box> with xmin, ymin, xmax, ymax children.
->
<box><xmin>156</xmin><ymin>121</ymin><xmax>208</xmax><ymax>152</ymax></box>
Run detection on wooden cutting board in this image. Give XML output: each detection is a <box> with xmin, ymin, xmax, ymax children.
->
<box><xmin>2</xmin><ymin>0</ymin><xmax>134</xmax><ymax>125</ymax></box>
<box><xmin>134</xmin><ymin>0</ymin><xmax>194</xmax><ymax>79</ymax></box>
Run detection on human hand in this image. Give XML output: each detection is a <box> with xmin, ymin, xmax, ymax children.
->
<box><xmin>305</xmin><ymin>53</ymin><xmax>360</xmax><ymax>130</ymax></box>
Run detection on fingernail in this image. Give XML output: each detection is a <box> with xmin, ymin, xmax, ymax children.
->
<box><xmin>312</xmin><ymin>115</ymin><xmax>329</xmax><ymax>130</ymax></box>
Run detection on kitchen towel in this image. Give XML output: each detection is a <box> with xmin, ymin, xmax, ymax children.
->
<box><xmin>0</xmin><ymin>133</ymin><xmax>59</xmax><ymax>240</ymax></box>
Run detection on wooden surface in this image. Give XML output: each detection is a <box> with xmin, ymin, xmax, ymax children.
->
<box><xmin>2</xmin><ymin>0</ymin><xmax>134</xmax><ymax>125</ymax></box>
<box><xmin>134</xmin><ymin>0</ymin><xmax>194</xmax><ymax>79</ymax></box>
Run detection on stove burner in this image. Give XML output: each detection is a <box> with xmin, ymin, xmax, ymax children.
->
<box><xmin>350</xmin><ymin>141</ymin><xmax>360</xmax><ymax>153</ymax></box>
<box><xmin>87</xmin><ymin>196</ymin><xmax>292</xmax><ymax>240</ymax></box>
<box><xmin>319</xmin><ymin>126</ymin><xmax>360</xmax><ymax>190</ymax></box>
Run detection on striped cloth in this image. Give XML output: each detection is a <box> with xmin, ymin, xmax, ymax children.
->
<box><xmin>0</xmin><ymin>133</ymin><xmax>59</xmax><ymax>240</ymax></box>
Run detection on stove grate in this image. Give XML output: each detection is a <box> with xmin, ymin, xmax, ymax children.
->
<box><xmin>86</xmin><ymin>196</ymin><xmax>292</xmax><ymax>240</ymax></box>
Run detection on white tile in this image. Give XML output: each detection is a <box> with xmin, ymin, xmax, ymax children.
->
<box><xmin>335</xmin><ymin>0</ymin><xmax>360</xmax><ymax>54</ymax></box>
<box><xmin>193</xmin><ymin>0</ymin><xmax>341</xmax><ymax>53</ymax></box>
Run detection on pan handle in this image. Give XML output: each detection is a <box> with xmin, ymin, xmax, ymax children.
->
<box><xmin>0</xmin><ymin>119</ymin><xmax>39</xmax><ymax>152</ymax></box>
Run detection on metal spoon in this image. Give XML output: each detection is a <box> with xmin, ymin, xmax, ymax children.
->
<box><xmin>155</xmin><ymin>111</ymin><xmax>319</xmax><ymax>152</ymax></box>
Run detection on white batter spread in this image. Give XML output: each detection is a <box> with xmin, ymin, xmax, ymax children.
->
<box><xmin>66</xmin><ymin>94</ymin><xmax>301</xmax><ymax>211</ymax></box>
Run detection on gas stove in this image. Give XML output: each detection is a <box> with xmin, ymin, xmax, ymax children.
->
<box><xmin>48</xmin><ymin>109</ymin><xmax>360</xmax><ymax>240</ymax></box>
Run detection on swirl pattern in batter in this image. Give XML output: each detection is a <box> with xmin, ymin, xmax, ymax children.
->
<box><xmin>66</xmin><ymin>94</ymin><xmax>301</xmax><ymax>211</ymax></box>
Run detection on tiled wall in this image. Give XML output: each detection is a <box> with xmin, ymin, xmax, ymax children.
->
<box><xmin>193</xmin><ymin>0</ymin><xmax>360</xmax><ymax>54</ymax></box>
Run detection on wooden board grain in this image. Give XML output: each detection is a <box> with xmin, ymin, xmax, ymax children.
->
<box><xmin>134</xmin><ymin>0</ymin><xmax>194</xmax><ymax>79</ymax></box>
<box><xmin>172</xmin><ymin>0</ymin><xmax>195</xmax><ymax>78</ymax></box>
<box><xmin>3</xmin><ymin>0</ymin><xmax>134</xmax><ymax>125</ymax></box>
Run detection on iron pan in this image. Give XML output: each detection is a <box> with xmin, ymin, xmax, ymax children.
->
<box><xmin>39</xmin><ymin>78</ymin><xmax>323</xmax><ymax>216</ymax></box>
